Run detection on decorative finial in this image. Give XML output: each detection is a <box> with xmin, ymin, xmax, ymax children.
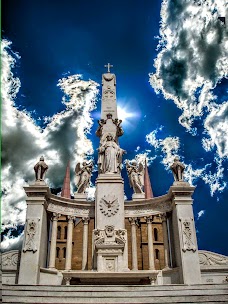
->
<box><xmin>104</xmin><ymin>63</ymin><xmax>113</xmax><ymax>73</ymax></box>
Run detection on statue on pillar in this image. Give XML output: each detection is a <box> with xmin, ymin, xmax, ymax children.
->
<box><xmin>75</xmin><ymin>161</ymin><xmax>93</xmax><ymax>193</ymax></box>
<box><xmin>95</xmin><ymin>119</ymin><xmax>106</xmax><ymax>137</ymax></box>
<box><xmin>98</xmin><ymin>133</ymin><xmax>126</xmax><ymax>174</ymax></box>
<box><xmin>126</xmin><ymin>161</ymin><xmax>144</xmax><ymax>193</ymax></box>
<box><xmin>170</xmin><ymin>156</ymin><xmax>185</xmax><ymax>182</ymax></box>
<box><xmin>113</xmin><ymin>118</ymin><xmax>124</xmax><ymax>137</ymax></box>
<box><xmin>34</xmin><ymin>156</ymin><xmax>48</xmax><ymax>181</ymax></box>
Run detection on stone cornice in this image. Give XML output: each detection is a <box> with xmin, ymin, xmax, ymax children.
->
<box><xmin>168</xmin><ymin>184</ymin><xmax>195</xmax><ymax>197</ymax></box>
<box><xmin>47</xmin><ymin>194</ymin><xmax>95</xmax><ymax>218</ymax></box>
<box><xmin>124</xmin><ymin>193</ymin><xmax>172</xmax><ymax>217</ymax></box>
<box><xmin>46</xmin><ymin>192</ymin><xmax>174</xmax><ymax>218</ymax></box>
<box><xmin>24</xmin><ymin>184</ymin><xmax>51</xmax><ymax>197</ymax></box>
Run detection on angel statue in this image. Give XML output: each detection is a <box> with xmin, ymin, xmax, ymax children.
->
<box><xmin>34</xmin><ymin>156</ymin><xmax>48</xmax><ymax>181</ymax></box>
<box><xmin>98</xmin><ymin>133</ymin><xmax>126</xmax><ymax>174</ymax></box>
<box><xmin>75</xmin><ymin>161</ymin><xmax>93</xmax><ymax>193</ymax></box>
<box><xmin>170</xmin><ymin>156</ymin><xmax>185</xmax><ymax>182</ymax></box>
<box><xmin>126</xmin><ymin>161</ymin><xmax>144</xmax><ymax>193</ymax></box>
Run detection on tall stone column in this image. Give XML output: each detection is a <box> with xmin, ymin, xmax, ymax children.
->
<box><xmin>160</xmin><ymin>213</ymin><xmax>170</xmax><ymax>268</ymax></box>
<box><xmin>129</xmin><ymin>217</ymin><xmax>138</xmax><ymax>270</ymax></box>
<box><xmin>169</xmin><ymin>183</ymin><xmax>201</xmax><ymax>284</ymax></box>
<box><xmin>18</xmin><ymin>184</ymin><xmax>50</xmax><ymax>284</ymax></box>
<box><xmin>65</xmin><ymin>215</ymin><xmax>74</xmax><ymax>270</ymax></box>
<box><xmin>49</xmin><ymin>212</ymin><xmax>61</xmax><ymax>269</ymax></box>
<box><xmin>82</xmin><ymin>217</ymin><xmax>90</xmax><ymax>270</ymax></box>
<box><xmin>145</xmin><ymin>216</ymin><xmax>155</xmax><ymax>270</ymax></box>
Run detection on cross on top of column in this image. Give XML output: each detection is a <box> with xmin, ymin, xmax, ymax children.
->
<box><xmin>104</xmin><ymin>63</ymin><xmax>113</xmax><ymax>73</ymax></box>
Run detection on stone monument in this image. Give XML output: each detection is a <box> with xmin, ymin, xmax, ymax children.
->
<box><xmin>94</xmin><ymin>64</ymin><xmax>128</xmax><ymax>272</ymax></box>
<box><xmin>2</xmin><ymin>65</ymin><xmax>228</xmax><ymax>303</ymax></box>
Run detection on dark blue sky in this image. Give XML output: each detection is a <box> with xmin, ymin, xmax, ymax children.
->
<box><xmin>2</xmin><ymin>0</ymin><xmax>228</xmax><ymax>255</ymax></box>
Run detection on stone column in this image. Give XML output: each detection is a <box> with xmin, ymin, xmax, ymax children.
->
<box><xmin>160</xmin><ymin>213</ymin><xmax>170</xmax><ymax>268</ymax></box>
<box><xmin>18</xmin><ymin>184</ymin><xmax>50</xmax><ymax>285</ymax></box>
<box><xmin>82</xmin><ymin>217</ymin><xmax>90</xmax><ymax>270</ymax></box>
<box><xmin>65</xmin><ymin>215</ymin><xmax>74</xmax><ymax>270</ymax></box>
<box><xmin>49</xmin><ymin>213</ymin><xmax>61</xmax><ymax>269</ymax></box>
<box><xmin>129</xmin><ymin>217</ymin><xmax>138</xmax><ymax>270</ymax></box>
<box><xmin>169</xmin><ymin>183</ymin><xmax>201</xmax><ymax>284</ymax></box>
<box><xmin>145</xmin><ymin>216</ymin><xmax>155</xmax><ymax>270</ymax></box>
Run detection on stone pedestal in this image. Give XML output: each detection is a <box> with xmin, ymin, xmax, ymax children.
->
<box><xmin>132</xmin><ymin>193</ymin><xmax>145</xmax><ymax>201</ymax></box>
<box><xmin>169</xmin><ymin>182</ymin><xmax>201</xmax><ymax>284</ymax></box>
<box><xmin>74</xmin><ymin>193</ymin><xmax>87</xmax><ymax>201</ymax></box>
<box><xmin>18</xmin><ymin>184</ymin><xmax>50</xmax><ymax>285</ymax></box>
<box><xmin>95</xmin><ymin>174</ymin><xmax>125</xmax><ymax>229</ymax></box>
<box><xmin>94</xmin><ymin>173</ymin><xmax>128</xmax><ymax>271</ymax></box>
<box><xmin>93</xmin><ymin>226</ymin><xmax>128</xmax><ymax>272</ymax></box>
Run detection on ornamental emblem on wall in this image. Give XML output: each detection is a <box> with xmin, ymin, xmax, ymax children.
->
<box><xmin>180</xmin><ymin>218</ymin><xmax>196</xmax><ymax>252</ymax></box>
<box><xmin>23</xmin><ymin>218</ymin><xmax>40</xmax><ymax>253</ymax></box>
<box><xmin>99</xmin><ymin>194</ymin><xmax>119</xmax><ymax>217</ymax></box>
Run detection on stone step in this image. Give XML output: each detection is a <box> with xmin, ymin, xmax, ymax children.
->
<box><xmin>3</xmin><ymin>285</ymin><xmax>228</xmax><ymax>295</ymax></box>
<box><xmin>3</xmin><ymin>283</ymin><xmax>227</xmax><ymax>291</ymax></box>
<box><xmin>2</xmin><ymin>284</ymin><xmax>228</xmax><ymax>304</ymax></box>
<box><xmin>2</xmin><ymin>295</ymin><xmax>228</xmax><ymax>304</ymax></box>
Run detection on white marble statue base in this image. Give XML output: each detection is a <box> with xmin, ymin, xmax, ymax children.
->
<box><xmin>172</xmin><ymin>181</ymin><xmax>190</xmax><ymax>187</ymax></box>
<box><xmin>33</xmin><ymin>180</ymin><xmax>47</xmax><ymax>186</ymax></box>
<box><xmin>74</xmin><ymin>193</ymin><xmax>87</xmax><ymax>201</ymax></box>
<box><xmin>132</xmin><ymin>193</ymin><xmax>145</xmax><ymax>201</ymax></box>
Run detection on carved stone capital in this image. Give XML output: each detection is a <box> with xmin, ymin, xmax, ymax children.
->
<box><xmin>159</xmin><ymin>213</ymin><xmax>167</xmax><ymax>222</ymax></box>
<box><xmin>128</xmin><ymin>217</ymin><xmax>138</xmax><ymax>225</ymax></box>
<box><xmin>149</xmin><ymin>275</ymin><xmax>157</xmax><ymax>285</ymax></box>
<box><xmin>67</xmin><ymin>215</ymin><xmax>75</xmax><ymax>223</ymax></box>
<box><xmin>144</xmin><ymin>215</ymin><xmax>153</xmax><ymax>224</ymax></box>
<box><xmin>82</xmin><ymin>217</ymin><xmax>90</xmax><ymax>225</ymax></box>
<box><xmin>52</xmin><ymin>213</ymin><xmax>61</xmax><ymax>221</ymax></box>
<box><xmin>64</xmin><ymin>276</ymin><xmax>72</xmax><ymax>286</ymax></box>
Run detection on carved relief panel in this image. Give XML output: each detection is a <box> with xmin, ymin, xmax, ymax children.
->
<box><xmin>23</xmin><ymin>218</ymin><xmax>40</xmax><ymax>253</ymax></box>
<box><xmin>99</xmin><ymin>194</ymin><xmax>119</xmax><ymax>217</ymax></box>
<box><xmin>179</xmin><ymin>218</ymin><xmax>196</xmax><ymax>252</ymax></box>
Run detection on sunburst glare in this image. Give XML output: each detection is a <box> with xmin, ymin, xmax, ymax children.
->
<box><xmin>117</xmin><ymin>104</ymin><xmax>139</xmax><ymax>124</ymax></box>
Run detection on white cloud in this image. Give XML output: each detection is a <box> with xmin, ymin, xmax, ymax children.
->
<box><xmin>125</xmin><ymin>152</ymin><xmax>156</xmax><ymax>168</ymax></box>
<box><xmin>146</xmin><ymin>128</ymin><xmax>180</xmax><ymax>167</ymax></box>
<box><xmin>145</xmin><ymin>128</ymin><xmax>227</xmax><ymax>194</ymax></box>
<box><xmin>197</xmin><ymin>210</ymin><xmax>205</xmax><ymax>220</ymax></box>
<box><xmin>1</xmin><ymin>232</ymin><xmax>25</xmax><ymax>252</ymax></box>
<box><xmin>203</xmin><ymin>102</ymin><xmax>228</xmax><ymax>158</ymax></box>
<box><xmin>201</xmin><ymin>158</ymin><xmax>227</xmax><ymax>196</ymax></box>
<box><xmin>85</xmin><ymin>186</ymin><xmax>96</xmax><ymax>201</ymax></box>
<box><xmin>150</xmin><ymin>0</ymin><xmax>228</xmax><ymax>158</ymax></box>
<box><xmin>1</xmin><ymin>39</ymin><xmax>99</xmax><ymax>250</ymax></box>
<box><xmin>135</xmin><ymin>146</ymin><xmax>140</xmax><ymax>152</ymax></box>
<box><xmin>184</xmin><ymin>164</ymin><xmax>206</xmax><ymax>186</ymax></box>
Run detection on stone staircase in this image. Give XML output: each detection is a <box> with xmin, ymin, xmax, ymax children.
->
<box><xmin>2</xmin><ymin>283</ymin><xmax>228</xmax><ymax>303</ymax></box>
